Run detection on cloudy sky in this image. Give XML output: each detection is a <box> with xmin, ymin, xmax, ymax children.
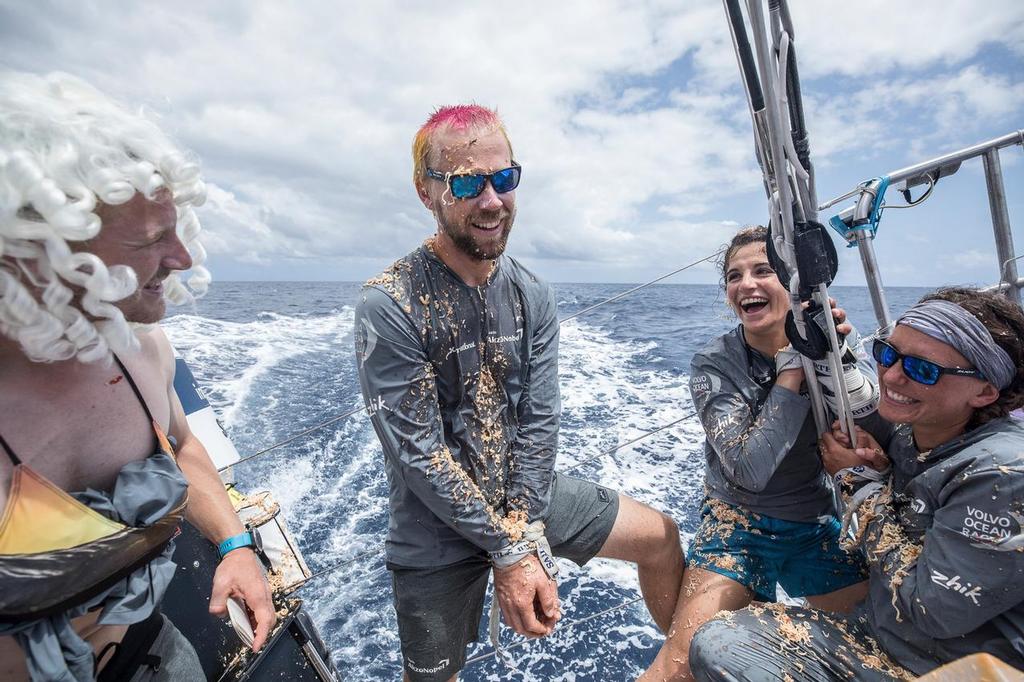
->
<box><xmin>3</xmin><ymin>1</ymin><xmax>1023</xmax><ymax>286</ymax></box>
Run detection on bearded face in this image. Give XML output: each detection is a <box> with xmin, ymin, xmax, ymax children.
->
<box><xmin>420</xmin><ymin>127</ymin><xmax>517</xmax><ymax>263</ymax></box>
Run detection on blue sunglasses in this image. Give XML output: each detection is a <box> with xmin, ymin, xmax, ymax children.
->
<box><xmin>425</xmin><ymin>163</ymin><xmax>521</xmax><ymax>199</ymax></box>
<box><xmin>872</xmin><ymin>339</ymin><xmax>985</xmax><ymax>386</ymax></box>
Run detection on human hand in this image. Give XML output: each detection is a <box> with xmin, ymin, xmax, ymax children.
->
<box><xmin>492</xmin><ymin>554</ymin><xmax>560</xmax><ymax>638</ymax></box>
<box><xmin>826</xmin><ymin>297</ymin><xmax>852</xmax><ymax>337</ymax></box>
<box><xmin>209</xmin><ymin>549</ymin><xmax>277</xmax><ymax>651</ymax></box>
<box><xmin>801</xmin><ymin>297</ymin><xmax>851</xmax><ymax>337</ymax></box>
<box><xmin>820</xmin><ymin>422</ymin><xmax>888</xmax><ymax>475</ymax></box>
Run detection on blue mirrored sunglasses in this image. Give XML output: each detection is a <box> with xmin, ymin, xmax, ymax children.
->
<box><xmin>425</xmin><ymin>163</ymin><xmax>521</xmax><ymax>199</ymax></box>
<box><xmin>871</xmin><ymin>338</ymin><xmax>985</xmax><ymax>386</ymax></box>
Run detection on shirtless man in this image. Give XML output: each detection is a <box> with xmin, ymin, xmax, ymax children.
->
<box><xmin>0</xmin><ymin>71</ymin><xmax>275</xmax><ymax>681</ymax></box>
<box><xmin>355</xmin><ymin>104</ymin><xmax>685</xmax><ymax>681</ymax></box>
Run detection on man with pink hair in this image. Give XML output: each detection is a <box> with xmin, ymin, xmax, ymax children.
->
<box><xmin>355</xmin><ymin>104</ymin><xmax>685</xmax><ymax>681</ymax></box>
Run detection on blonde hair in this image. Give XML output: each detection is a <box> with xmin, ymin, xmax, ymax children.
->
<box><xmin>0</xmin><ymin>71</ymin><xmax>210</xmax><ymax>362</ymax></box>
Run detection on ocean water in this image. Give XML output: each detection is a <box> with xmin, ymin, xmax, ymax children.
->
<box><xmin>163</xmin><ymin>280</ymin><xmax>930</xmax><ymax>680</ymax></box>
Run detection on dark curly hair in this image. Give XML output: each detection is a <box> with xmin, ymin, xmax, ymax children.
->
<box><xmin>920</xmin><ymin>287</ymin><xmax>1024</xmax><ymax>428</ymax></box>
<box><xmin>719</xmin><ymin>225</ymin><xmax>769</xmax><ymax>288</ymax></box>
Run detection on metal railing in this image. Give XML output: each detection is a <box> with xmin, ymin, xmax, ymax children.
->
<box><xmin>821</xmin><ymin>129</ymin><xmax>1024</xmax><ymax>327</ymax></box>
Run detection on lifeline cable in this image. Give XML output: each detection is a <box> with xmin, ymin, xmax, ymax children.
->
<box><xmin>294</xmin><ymin>409</ymin><xmax>698</xmax><ymax>590</ymax></box>
<box><xmin>217</xmin><ymin>404</ymin><xmax>366</xmax><ymax>473</ymax></box>
<box><xmin>464</xmin><ymin>594</ymin><xmax>648</xmax><ymax>667</ymax></box>
<box><xmin>216</xmin><ymin>251</ymin><xmax>723</xmax><ymax>472</ymax></box>
<box><xmin>559</xmin><ymin>250</ymin><xmax>724</xmax><ymax>323</ymax></box>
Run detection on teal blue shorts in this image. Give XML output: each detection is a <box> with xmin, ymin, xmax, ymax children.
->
<box><xmin>687</xmin><ymin>498</ymin><xmax>867</xmax><ymax>602</ymax></box>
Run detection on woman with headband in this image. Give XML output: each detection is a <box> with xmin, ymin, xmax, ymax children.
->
<box><xmin>688</xmin><ymin>287</ymin><xmax>1024</xmax><ymax>681</ymax></box>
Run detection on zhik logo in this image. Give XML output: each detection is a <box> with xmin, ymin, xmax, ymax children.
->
<box><xmin>930</xmin><ymin>570</ymin><xmax>982</xmax><ymax>606</ymax></box>
<box><xmin>367</xmin><ymin>395</ymin><xmax>389</xmax><ymax>416</ymax></box>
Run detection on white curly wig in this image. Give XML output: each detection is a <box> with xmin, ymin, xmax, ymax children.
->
<box><xmin>0</xmin><ymin>70</ymin><xmax>210</xmax><ymax>363</ymax></box>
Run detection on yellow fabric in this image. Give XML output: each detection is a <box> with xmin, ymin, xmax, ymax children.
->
<box><xmin>226</xmin><ymin>485</ymin><xmax>248</xmax><ymax>510</ymax></box>
<box><xmin>0</xmin><ymin>465</ymin><xmax>126</xmax><ymax>555</ymax></box>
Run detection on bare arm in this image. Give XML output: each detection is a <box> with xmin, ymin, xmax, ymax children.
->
<box><xmin>156</xmin><ymin>327</ymin><xmax>276</xmax><ymax>651</ymax></box>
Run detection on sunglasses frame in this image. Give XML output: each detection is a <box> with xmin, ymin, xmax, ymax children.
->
<box><xmin>871</xmin><ymin>338</ymin><xmax>985</xmax><ymax>386</ymax></box>
<box><xmin>424</xmin><ymin>162</ymin><xmax>521</xmax><ymax>200</ymax></box>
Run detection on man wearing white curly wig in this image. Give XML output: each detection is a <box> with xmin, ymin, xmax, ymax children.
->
<box><xmin>0</xmin><ymin>71</ymin><xmax>275</xmax><ymax>682</ymax></box>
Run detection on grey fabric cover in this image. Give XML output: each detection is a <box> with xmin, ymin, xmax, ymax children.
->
<box><xmin>354</xmin><ymin>245</ymin><xmax>559</xmax><ymax>567</ymax></box>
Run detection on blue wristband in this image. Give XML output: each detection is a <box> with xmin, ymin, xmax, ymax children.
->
<box><xmin>218</xmin><ymin>531</ymin><xmax>254</xmax><ymax>558</ymax></box>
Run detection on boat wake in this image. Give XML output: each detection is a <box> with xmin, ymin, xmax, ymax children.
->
<box><xmin>165</xmin><ymin>308</ymin><xmax>707</xmax><ymax>679</ymax></box>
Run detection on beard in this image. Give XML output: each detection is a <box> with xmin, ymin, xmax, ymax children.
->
<box><xmin>437</xmin><ymin>207</ymin><xmax>515</xmax><ymax>261</ymax></box>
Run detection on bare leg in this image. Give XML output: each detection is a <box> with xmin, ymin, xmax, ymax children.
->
<box><xmin>638</xmin><ymin>567</ymin><xmax>753</xmax><ymax>682</ymax></box>
<box><xmin>805</xmin><ymin>579</ymin><xmax>868</xmax><ymax>613</ymax></box>
<box><xmin>595</xmin><ymin>495</ymin><xmax>685</xmax><ymax>632</ymax></box>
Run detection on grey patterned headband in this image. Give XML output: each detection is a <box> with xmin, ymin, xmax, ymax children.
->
<box><xmin>896</xmin><ymin>299</ymin><xmax>1016</xmax><ymax>390</ymax></box>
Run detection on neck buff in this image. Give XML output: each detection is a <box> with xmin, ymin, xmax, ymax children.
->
<box><xmin>896</xmin><ymin>299</ymin><xmax>1016</xmax><ymax>390</ymax></box>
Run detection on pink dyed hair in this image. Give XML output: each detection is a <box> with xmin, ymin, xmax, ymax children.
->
<box><xmin>411</xmin><ymin>104</ymin><xmax>512</xmax><ymax>183</ymax></box>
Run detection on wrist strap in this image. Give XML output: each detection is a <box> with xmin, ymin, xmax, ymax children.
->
<box><xmin>218</xmin><ymin>531</ymin><xmax>254</xmax><ymax>558</ymax></box>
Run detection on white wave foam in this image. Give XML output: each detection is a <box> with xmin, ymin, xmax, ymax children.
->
<box><xmin>172</xmin><ymin>308</ymin><xmax>713</xmax><ymax>680</ymax></box>
<box><xmin>557</xmin><ymin>318</ymin><xmax>705</xmax><ymax>512</ymax></box>
<box><xmin>164</xmin><ymin>308</ymin><xmax>355</xmax><ymax>427</ymax></box>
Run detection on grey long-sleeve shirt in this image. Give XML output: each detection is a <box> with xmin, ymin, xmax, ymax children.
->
<box><xmin>354</xmin><ymin>245</ymin><xmax>559</xmax><ymax>568</ymax></box>
<box><xmin>849</xmin><ymin>417</ymin><xmax>1024</xmax><ymax>674</ymax></box>
<box><xmin>688</xmin><ymin>325</ymin><xmax>835</xmax><ymax>523</ymax></box>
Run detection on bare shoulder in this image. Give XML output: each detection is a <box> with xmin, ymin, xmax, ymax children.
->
<box><xmin>134</xmin><ymin>325</ymin><xmax>176</xmax><ymax>384</ymax></box>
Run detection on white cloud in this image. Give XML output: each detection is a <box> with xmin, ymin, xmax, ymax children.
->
<box><xmin>788</xmin><ymin>0</ymin><xmax>1024</xmax><ymax>77</ymax></box>
<box><xmin>2</xmin><ymin>0</ymin><xmax>1022</xmax><ymax>283</ymax></box>
<box><xmin>940</xmin><ymin>249</ymin><xmax>1001</xmax><ymax>270</ymax></box>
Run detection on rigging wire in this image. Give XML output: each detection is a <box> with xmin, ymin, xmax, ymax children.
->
<box><xmin>464</xmin><ymin>595</ymin><xmax>648</xmax><ymax>667</ymax></box>
<box><xmin>217</xmin><ymin>404</ymin><xmax>366</xmax><ymax>473</ymax></box>
<box><xmin>294</xmin><ymin>408</ymin><xmax>699</xmax><ymax>590</ymax></box>
<box><xmin>218</xmin><ymin>250</ymin><xmax>723</xmax><ymax>472</ymax></box>
<box><xmin>558</xmin><ymin>250</ymin><xmax>724</xmax><ymax>323</ymax></box>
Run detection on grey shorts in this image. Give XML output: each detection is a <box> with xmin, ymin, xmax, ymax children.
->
<box><xmin>127</xmin><ymin>615</ymin><xmax>204</xmax><ymax>682</ymax></box>
<box><xmin>388</xmin><ymin>473</ymin><xmax>620</xmax><ymax>681</ymax></box>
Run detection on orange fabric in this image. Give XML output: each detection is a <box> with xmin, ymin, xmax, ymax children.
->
<box><xmin>0</xmin><ymin>419</ymin><xmax>175</xmax><ymax>556</ymax></box>
<box><xmin>154</xmin><ymin>420</ymin><xmax>175</xmax><ymax>458</ymax></box>
<box><xmin>0</xmin><ymin>466</ymin><xmax>125</xmax><ymax>555</ymax></box>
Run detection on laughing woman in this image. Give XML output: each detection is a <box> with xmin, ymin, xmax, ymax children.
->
<box><xmin>688</xmin><ymin>287</ymin><xmax>1024</xmax><ymax>681</ymax></box>
<box><xmin>641</xmin><ymin>225</ymin><xmax>877</xmax><ymax>681</ymax></box>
